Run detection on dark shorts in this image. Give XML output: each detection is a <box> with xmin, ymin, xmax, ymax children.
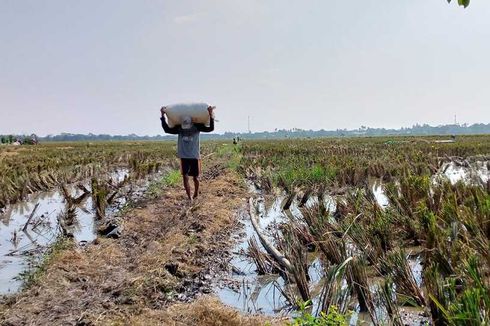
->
<box><xmin>180</xmin><ymin>158</ymin><xmax>201</xmax><ymax>177</ymax></box>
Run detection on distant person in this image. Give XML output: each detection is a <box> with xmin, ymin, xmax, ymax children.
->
<box><xmin>160</xmin><ymin>106</ymin><xmax>215</xmax><ymax>201</ymax></box>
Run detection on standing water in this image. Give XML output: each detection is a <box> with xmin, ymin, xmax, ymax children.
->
<box><xmin>216</xmin><ymin>196</ymin><xmax>290</xmax><ymax>314</ymax></box>
<box><xmin>0</xmin><ymin>168</ymin><xmax>161</xmax><ymax>295</ymax></box>
<box><xmin>215</xmin><ymin>186</ymin><xmax>330</xmax><ymax>315</ymax></box>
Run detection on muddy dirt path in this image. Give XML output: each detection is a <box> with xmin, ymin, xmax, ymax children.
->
<box><xmin>0</xmin><ymin>168</ymin><xmax>276</xmax><ymax>326</ymax></box>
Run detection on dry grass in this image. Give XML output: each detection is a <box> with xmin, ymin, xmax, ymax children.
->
<box><xmin>0</xmin><ymin>170</ymin><xmax>267</xmax><ymax>325</ymax></box>
<box><xmin>0</xmin><ymin>151</ymin><xmax>19</xmax><ymax>158</ymax></box>
<box><xmin>119</xmin><ymin>297</ymin><xmax>283</xmax><ymax>326</ymax></box>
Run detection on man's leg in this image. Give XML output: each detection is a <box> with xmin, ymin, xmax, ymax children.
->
<box><xmin>182</xmin><ymin>175</ymin><xmax>192</xmax><ymax>200</ymax></box>
<box><xmin>181</xmin><ymin>159</ymin><xmax>192</xmax><ymax>200</ymax></box>
<box><xmin>193</xmin><ymin>176</ymin><xmax>200</xmax><ymax>199</ymax></box>
<box><xmin>189</xmin><ymin>159</ymin><xmax>201</xmax><ymax>199</ymax></box>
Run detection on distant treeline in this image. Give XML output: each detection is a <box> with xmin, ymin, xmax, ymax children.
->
<box><xmin>0</xmin><ymin>134</ymin><xmax>38</xmax><ymax>145</ymax></box>
<box><xmin>2</xmin><ymin>123</ymin><xmax>489</xmax><ymax>143</ymax></box>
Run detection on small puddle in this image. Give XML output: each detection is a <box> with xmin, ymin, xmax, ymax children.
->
<box><xmin>0</xmin><ymin>168</ymin><xmax>162</xmax><ymax>295</ymax></box>
<box><xmin>371</xmin><ymin>160</ymin><xmax>489</xmax><ymax>211</ymax></box>
<box><xmin>438</xmin><ymin>160</ymin><xmax>489</xmax><ymax>185</ymax></box>
<box><xmin>371</xmin><ymin>181</ymin><xmax>389</xmax><ymax>209</ymax></box>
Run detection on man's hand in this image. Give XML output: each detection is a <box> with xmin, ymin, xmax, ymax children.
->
<box><xmin>160</xmin><ymin>106</ymin><xmax>167</xmax><ymax>117</ymax></box>
<box><xmin>207</xmin><ymin>106</ymin><xmax>215</xmax><ymax>117</ymax></box>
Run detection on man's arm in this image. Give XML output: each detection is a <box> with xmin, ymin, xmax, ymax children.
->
<box><xmin>195</xmin><ymin>117</ymin><xmax>214</xmax><ymax>132</ymax></box>
<box><xmin>160</xmin><ymin>107</ymin><xmax>180</xmax><ymax>134</ymax></box>
<box><xmin>195</xmin><ymin>106</ymin><xmax>215</xmax><ymax>133</ymax></box>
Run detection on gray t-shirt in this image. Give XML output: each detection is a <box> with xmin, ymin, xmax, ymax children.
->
<box><xmin>178</xmin><ymin>126</ymin><xmax>201</xmax><ymax>159</ymax></box>
<box><xmin>160</xmin><ymin>116</ymin><xmax>214</xmax><ymax>159</ymax></box>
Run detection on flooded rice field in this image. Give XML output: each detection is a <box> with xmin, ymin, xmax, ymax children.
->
<box><xmin>215</xmin><ymin>159</ymin><xmax>489</xmax><ymax>324</ymax></box>
<box><xmin>216</xmin><ymin>193</ymin><xmax>299</xmax><ymax>315</ymax></box>
<box><xmin>214</xmin><ymin>183</ymin><xmax>336</xmax><ymax>311</ymax></box>
<box><xmin>0</xmin><ymin>138</ymin><xmax>489</xmax><ymax>324</ymax></box>
<box><xmin>216</xmin><ymin>190</ymin><xmax>428</xmax><ymax>324</ymax></box>
<box><xmin>0</xmin><ymin>168</ymin><xmax>162</xmax><ymax>294</ymax></box>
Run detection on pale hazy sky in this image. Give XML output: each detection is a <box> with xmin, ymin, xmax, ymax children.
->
<box><xmin>1</xmin><ymin>0</ymin><xmax>489</xmax><ymax>136</ymax></box>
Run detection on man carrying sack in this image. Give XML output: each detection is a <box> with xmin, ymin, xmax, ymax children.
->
<box><xmin>160</xmin><ymin>105</ymin><xmax>215</xmax><ymax>201</ymax></box>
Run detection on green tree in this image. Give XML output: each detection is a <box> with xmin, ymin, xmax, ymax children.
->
<box><xmin>447</xmin><ymin>0</ymin><xmax>470</xmax><ymax>8</ymax></box>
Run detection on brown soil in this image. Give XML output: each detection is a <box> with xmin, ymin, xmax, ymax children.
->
<box><xmin>0</xmin><ymin>169</ymin><xmax>281</xmax><ymax>325</ymax></box>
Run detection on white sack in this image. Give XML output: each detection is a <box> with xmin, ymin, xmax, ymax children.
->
<box><xmin>165</xmin><ymin>102</ymin><xmax>211</xmax><ymax>128</ymax></box>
